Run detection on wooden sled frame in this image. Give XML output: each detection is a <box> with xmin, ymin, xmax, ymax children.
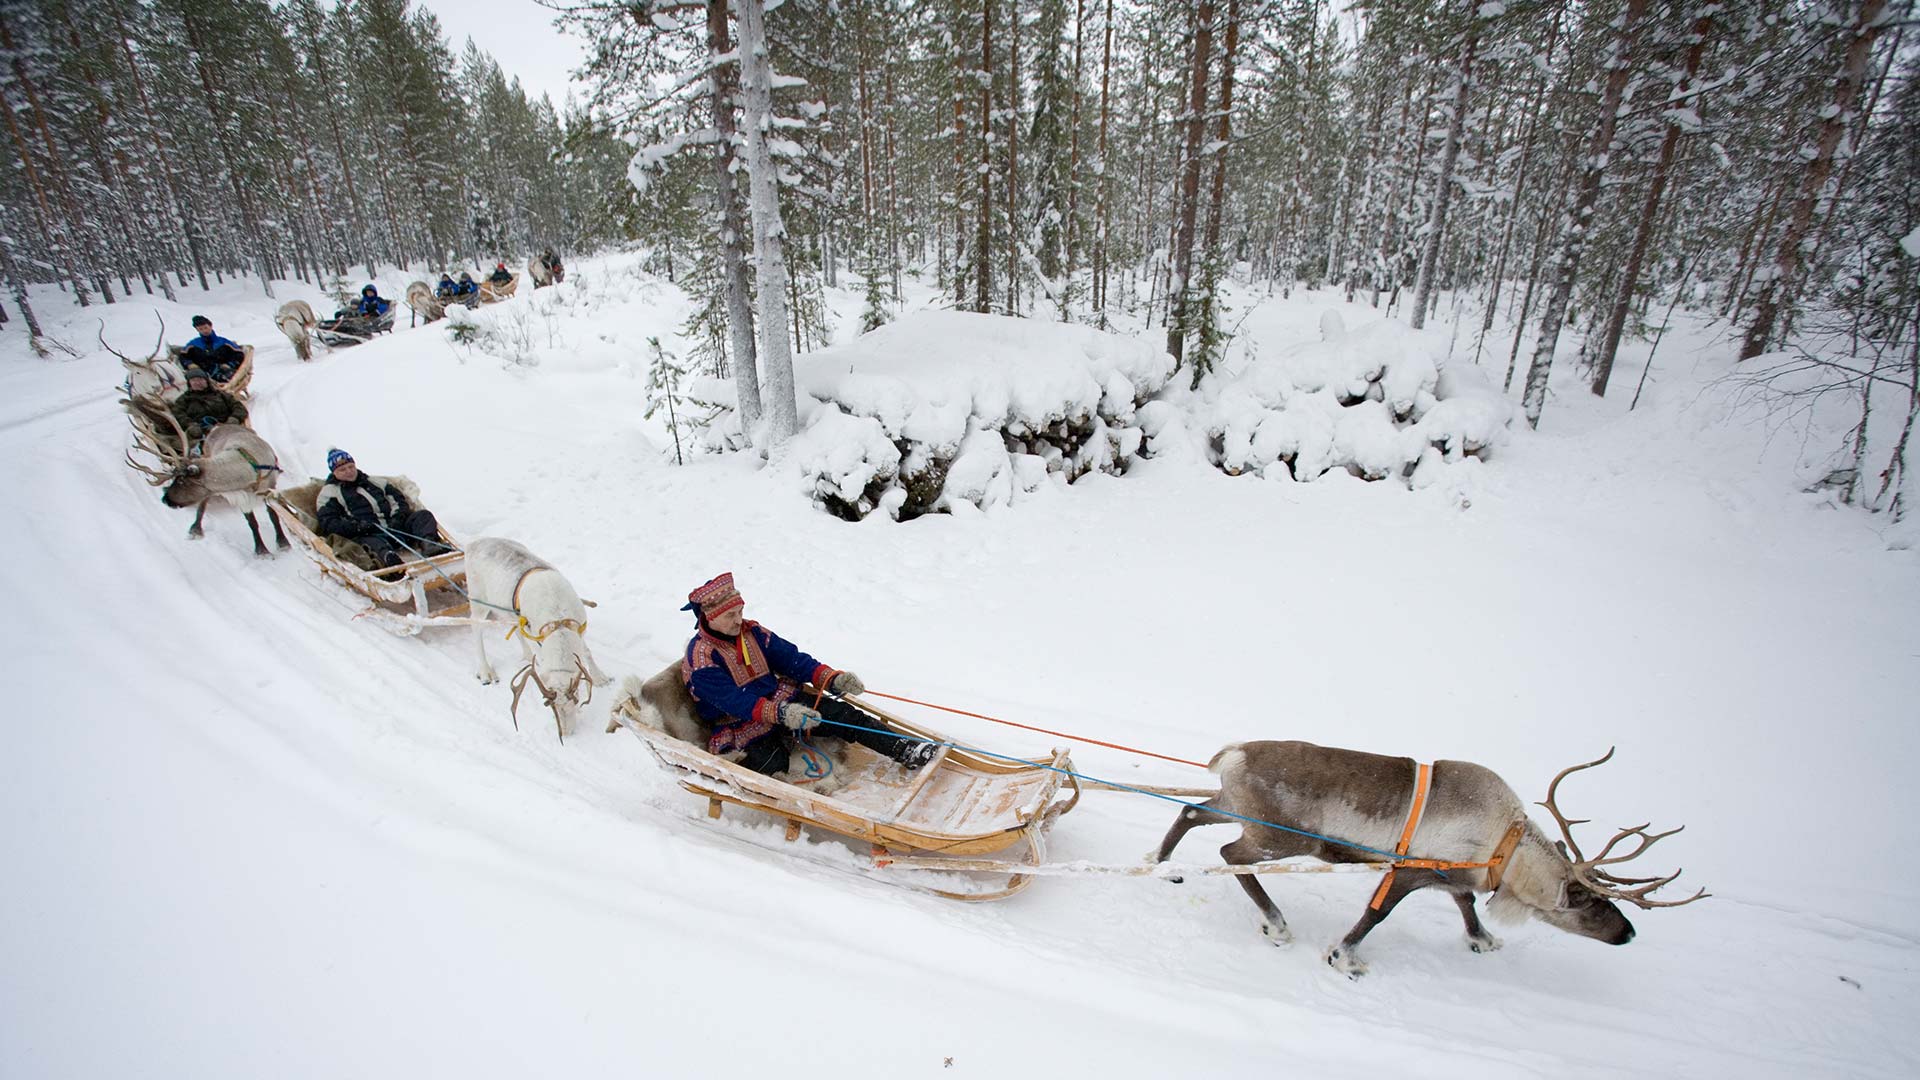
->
<box><xmin>478</xmin><ymin>274</ymin><xmax>518</xmax><ymax>303</ymax></box>
<box><xmin>613</xmin><ymin>691</ymin><xmax>1081</xmax><ymax>901</ymax></box>
<box><xmin>270</xmin><ymin>478</ymin><xmax>469</xmax><ymax>636</ymax></box>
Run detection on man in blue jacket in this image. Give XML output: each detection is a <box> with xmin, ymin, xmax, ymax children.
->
<box><xmin>436</xmin><ymin>274</ymin><xmax>457</xmax><ymax>300</ymax></box>
<box><xmin>180</xmin><ymin>315</ymin><xmax>245</xmax><ymax>381</ymax></box>
<box><xmin>356</xmin><ymin>284</ymin><xmax>391</xmax><ymax>317</ymax></box>
<box><xmin>681</xmin><ymin>572</ymin><xmax>937</xmax><ymax>776</ymax></box>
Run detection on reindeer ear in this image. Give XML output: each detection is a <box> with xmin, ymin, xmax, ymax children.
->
<box><xmin>1555</xmin><ymin>840</ymin><xmax>1571</xmax><ymax>860</ymax></box>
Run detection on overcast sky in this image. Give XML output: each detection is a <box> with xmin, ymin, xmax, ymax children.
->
<box><xmin>414</xmin><ymin>0</ymin><xmax>593</xmax><ymax>108</ymax></box>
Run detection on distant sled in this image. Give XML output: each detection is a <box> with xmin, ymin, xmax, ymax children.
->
<box><xmin>271</xmin><ymin>477</ymin><xmax>469</xmax><ymax>635</ymax></box>
<box><xmin>611</xmin><ymin>662</ymin><xmax>1080</xmax><ymax>901</ymax></box>
<box><xmin>315</xmin><ymin>307</ymin><xmax>396</xmax><ymax>347</ymax></box>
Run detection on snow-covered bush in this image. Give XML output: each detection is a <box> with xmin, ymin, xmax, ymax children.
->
<box><xmin>766</xmin><ymin>311</ymin><xmax>1174</xmax><ymax>520</ymax></box>
<box><xmin>1206</xmin><ymin>315</ymin><xmax>1512</xmax><ymax>483</ymax></box>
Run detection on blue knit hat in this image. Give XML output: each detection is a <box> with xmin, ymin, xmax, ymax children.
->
<box><xmin>327</xmin><ymin>448</ymin><xmax>354</xmax><ymax>471</ymax></box>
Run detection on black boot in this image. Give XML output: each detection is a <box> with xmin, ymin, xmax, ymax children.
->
<box><xmin>895</xmin><ymin>740</ymin><xmax>940</xmax><ymax>770</ymax></box>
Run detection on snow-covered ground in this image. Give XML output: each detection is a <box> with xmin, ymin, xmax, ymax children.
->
<box><xmin>3</xmin><ymin>255</ymin><xmax>1917</xmax><ymax>1078</ymax></box>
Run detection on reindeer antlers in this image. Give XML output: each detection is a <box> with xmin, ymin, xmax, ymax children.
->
<box><xmin>1538</xmin><ymin>747</ymin><xmax>1709</xmax><ymax>910</ymax></box>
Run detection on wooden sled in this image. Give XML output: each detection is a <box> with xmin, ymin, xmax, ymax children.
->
<box><xmin>166</xmin><ymin>344</ymin><xmax>255</xmax><ymax>398</ymax></box>
<box><xmin>479</xmin><ymin>275</ymin><xmax>518</xmax><ymax>303</ymax></box>
<box><xmin>271</xmin><ymin>477</ymin><xmax>469</xmax><ymax>636</ymax></box>
<box><xmin>315</xmin><ymin>308</ymin><xmax>396</xmax><ymax>347</ymax></box>
<box><xmin>611</xmin><ymin>664</ymin><xmax>1080</xmax><ymax>901</ymax></box>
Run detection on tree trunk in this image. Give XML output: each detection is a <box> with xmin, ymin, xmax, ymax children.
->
<box><xmin>1740</xmin><ymin>0</ymin><xmax>1889</xmax><ymax>359</ymax></box>
<box><xmin>1092</xmin><ymin>0</ymin><xmax>1114</xmax><ymax>321</ymax></box>
<box><xmin>1410</xmin><ymin>14</ymin><xmax>1480</xmax><ymax>330</ymax></box>
<box><xmin>974</xmin><ymin>0</ymin><xmax>994</xmax><ymax>314</ymax></box>
<box><xmin>1521</xmin><ymin>0</ymin><xmax>1649</xmax><ymax>429</ymax></box>
<box><xmin>1591</xmin><ymin>8</ymin><xmax>1715</xmax><ymax>396</ymax></box>
<box><xmin>1165</xmin><ymin>0</ymin><xmax>1214</xmax><ymax>365</ymax></box>
<box><xmin>736</xmin><ymin>0</ymin><xmax>798</xmax><ymax>443</ymax></box>
<box><xmin>707</xmin><ymin>0</ymin><xmax>762</xmax><ymax>436</ymax></box>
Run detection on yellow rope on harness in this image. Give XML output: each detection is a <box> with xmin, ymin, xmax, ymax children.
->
<box><xmin>505</xmin><ymin>616</ymin><xmax>587</xmax><ymax>643</ymax></box>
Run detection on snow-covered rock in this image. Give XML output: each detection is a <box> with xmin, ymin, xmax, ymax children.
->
<box><xmin>777</xmin><ymin>311</ymin><xmax>1174</xmax><ymax>519</ymax></box>
<box><xmin>1206</xmin><ymin>316</ymin><xmax>1506</xmax><ymax>483</ymax></box>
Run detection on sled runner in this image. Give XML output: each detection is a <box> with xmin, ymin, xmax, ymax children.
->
<box><xmin>611</xmin><ymin>667</ymin><xmax>1080</xmax><ymax>901</ymax></box>
<box><xmin>271</xmin><ymin>478</ymin><xmax>469</xmax><ymax>636</ymax></box>
<box><xmin>315</xmin><ymin>308</ymin><xmax>396</xmax><ymax>347</ymax></box>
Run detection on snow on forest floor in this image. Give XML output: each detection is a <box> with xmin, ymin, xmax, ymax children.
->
<box><xmin>2</xmin><ymin>254</ymin><xmax>1918</xmax><ymax>1078</ymax></box>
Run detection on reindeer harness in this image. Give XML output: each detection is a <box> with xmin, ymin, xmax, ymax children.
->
<box><xmin>503</xmin><ymin>565</ymin><xmax>588</xmax><ymax>643</ymax></box>
<box><xmin>1368</xmin><ymin>762</ymin><xmax>1528</xmax><ymax>910</ymax></box>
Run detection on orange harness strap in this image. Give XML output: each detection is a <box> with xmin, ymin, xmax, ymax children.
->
<box><xmin>1371</xmin><ymin>763</ymin><xmax>1433</xmax><ymax>910</ymax></box>
<box><xmin>1369</xmin><ymin>763</ymin><xmax>1527</xmax><ymax>911</ymax></box>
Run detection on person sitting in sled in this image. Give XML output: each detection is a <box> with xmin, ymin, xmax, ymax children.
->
<box><xmin>435</xmin><ymin>273</ymin><xmax>457</xmax><ymax>300</ymax></box>
<box><xmin>179</xmin><ymin>315</ymin><xmax>246</xmax><ymax>382</ymax></box>
<box><xmin>168</xmin><ymin>365</ymin><xmax>247</xmax><ymax>449</ymax></box>
<box><xmin>355</xmin><ymin>284</ymin><xmax>391</xmax><ymax>318</ymax></box>
<box><xmin>487</xmin><ymin>261</ymin><xmax>513</xmax><ymax>286</ymax></box>
<box><xmin>315</xmin><ymin>448</ymin><xmax>446</xmax><ymax>569</ymax></box>
<box><xmin>455</xmin><ymin>271</ymin><xmax>478</xmax><ymax>297</ymax></box>
<box><xmin>681</xmin><ymin>572</ymin><xmax>938</xmax><ymax>777</ymax></box>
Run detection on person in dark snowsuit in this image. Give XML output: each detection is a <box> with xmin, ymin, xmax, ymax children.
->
<box><xmin>488</xmin><ymin>262</ymin><xmax>513</xmax><ymax>286</ymax></box>
<box><xmin>355</xmin><ymin>284</ymin><xmax>391</xmax><ymax>317</ymax></box>
<box><xmin>314</xmin><ymin>448</ymin><xmax>445</xmax><ymax>568</ymax></box>
<box><xmin>180</xmin><ymin>315</ymin><xmax>246</xmax><ymax>382</ymax></box>
<box><xmin>680</xmin><ymin>572</ymin><xmax>937</xmax><ymax>777</ymax></box>
<box><xmin>435</xmin><ymin>274</ymin><xmax>457</xmax><ymax>300</ymax></box>
<box><xmin>168</xmin><ymin>366</ymin><xmax>248</xmax><ymax>447</ymax></box>
<box><xmin>455</xmin><ymin>272</ymin><xmax>478</xmax><ymax>297</ymax></box>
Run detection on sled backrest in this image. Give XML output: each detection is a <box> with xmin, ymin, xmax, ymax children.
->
<box><xmin>278</xmin><ymin>474</ymin><xmax>426</xmax><ymax>533</ymax></box>
<box><xmin>639</xmin><ymin>660</ymin><xmax>710</xmax><ymax>745</ymax></box>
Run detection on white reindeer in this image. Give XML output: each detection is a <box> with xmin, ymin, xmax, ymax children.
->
<box><xmin>464</xmin><ymin>537</ymin><xmax>611</xmax><ymax>740</ymax></box>
<box><xmin>403</xmin><ymin>281</ymin><xmax>443</xmax><ymax>326</ymax></box>
<box><xmin>275</xmin><ymin>300</ymin><xmax>317</xmax><ymax>360</ymax></box>
<box><xmin>109</xmin><ymin>319</ymin><xmax>186</xmax><ymax>402</ymax></box>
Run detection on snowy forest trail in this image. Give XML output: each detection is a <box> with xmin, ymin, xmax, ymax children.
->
<box><xmin>4</xmin><ymin>265</ymin><xmax>1920</xmax><ymax>1077</ymax></box>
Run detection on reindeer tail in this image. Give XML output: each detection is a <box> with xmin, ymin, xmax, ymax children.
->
<box><xmin>1207</xmin><ymin>743</ymin><xmax>1247</xmax><ymax>775</ymax></box>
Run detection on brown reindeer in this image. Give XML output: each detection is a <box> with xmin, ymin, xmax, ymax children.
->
<box><xmin>1154</xmin><ymin>742</ymin><xmax>1704</xmax><ymax>977</ymax></box>
<box><xmin>125</xmin><ymin>406</ymin><xmax>290</xmax><ymax>556</ymax></box>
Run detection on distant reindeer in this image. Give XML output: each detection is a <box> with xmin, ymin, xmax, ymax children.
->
<box><xmin>403</xmin><ymin>281</ymin><xmax>443</xmax><ymax>326</ymax></box>
<box><xmin>125</xmin><ymin>407</ymin><xmax>290</xmax><ymax>557</ymax></box>
<box><xmin>464</xmin><ymin>537</ymin><xmax>612</xmax><ymax>740</ymax></box>
<box><xmin>1155</xmin><ymin>741</ymin><xmax>1705</xmax><ymax>977</ymax></box>
<box><xmin>275</xmin><ymin>300</ymin><xmax>317</xmax><ymax>360</ymax></box>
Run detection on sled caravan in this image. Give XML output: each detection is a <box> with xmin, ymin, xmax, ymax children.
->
<box><xmin>405</xmin><ymin>250</ymin><xmax>565</xmax><ymax>325</ymax></box>
<box><xmin>112</xmin><ymin>298</ymin><xmax>1708</xmax><ymax>979</ymax></box>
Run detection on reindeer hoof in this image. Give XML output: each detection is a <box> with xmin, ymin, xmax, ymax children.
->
<box><xmin>1467</xmin><ymin>932</ymin><xmax>1503</xmax><ymax>954</ymax></box>
<box><xmin>1260</xmin><ymin>920</ymin><xmax>1293</xmax><ymax>946</ymax></box>
<box><xmin>477</xmin><ymin>671</ymin><xmax>499</xmax><ymax>686</ymax></box>
<box><xmin>254</xmin><ymin>549</ymin><xmax>273</xmax><ymax>560</ymax></box>
<box><xmin>277</xmin><ymin>539</ymin><xmax>291</xmax><ymax>551</ymax></box>
<box><xmin>187</xmin><ymin>528</ymin><xmax>205</xmax><ymax>540</ymax></box>
<box><xmin>1325</xmin><ymin>947</ymin><xmax>1367</xmax><ymax>979</ymax></box>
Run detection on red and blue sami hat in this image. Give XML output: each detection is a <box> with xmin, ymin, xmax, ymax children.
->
<box><xmin>683</xmin><ymin>572</ymin><xmax>744</xmax><ymax>616</ymax></box>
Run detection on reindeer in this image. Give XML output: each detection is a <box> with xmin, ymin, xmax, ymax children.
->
<box><xmin>403</xmin><ymin>281</ymin><xmax>443</xmax><ymax>326</ymax></box>
<box><xmin>464</xmin><ymin>537</ymin><xmax>612</xmax><ymax>741</ymax></box>
<box><xmin>275</xmin><ymin>300</ymin><xmax>317</xmax><ymax>360</ymax></box>
<box><xmin>609</xmin><ymin>664</ymin><xmax>852</xmax><ymax>795</ymax></box>
<box><xmin>125</xmin><ymin>406</ymin><xmax>290</xmax><ymax>557</ymax></box>
<box><xmin>108</xmin><ymin>318</ymin><xmax>185</xmax><ymax>402</ymax></box>
<box><xmin>1154</xmin><ymin>742</ymin><xmax>1705</xmax><ymax>978</ymax></box>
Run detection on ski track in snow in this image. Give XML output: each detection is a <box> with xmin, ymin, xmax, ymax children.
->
<box><xmin>3</xmin><ymin>259</ymin><xmax>1918</xmax><ymax>1078</ymax></box>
